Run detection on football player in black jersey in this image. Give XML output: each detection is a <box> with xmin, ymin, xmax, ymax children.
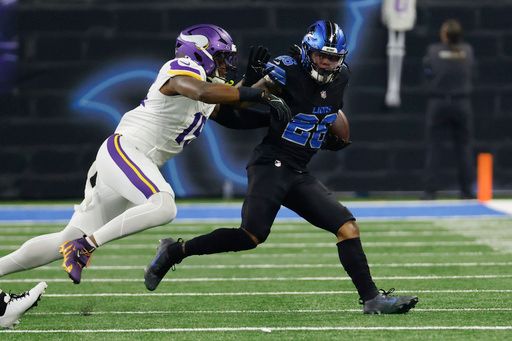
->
<box><xmin>144</xmin><ymin>20</ymin><xmax>418</xmax><ymax>314</ymax></box>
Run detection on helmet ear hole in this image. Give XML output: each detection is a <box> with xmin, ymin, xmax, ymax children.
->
<box><xmin>193</xmin><ymin>52</ymin><xmax>203</xmax><ymax>63</ymax></box>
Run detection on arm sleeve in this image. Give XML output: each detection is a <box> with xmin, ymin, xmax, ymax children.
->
<box><xmin>211</xmin><ymin>105</ymin><xmax>271</xmax><ymax>129</ymax></box>
<box><xmin>264</xmin><ymin>55</ymin><xmax>295</xmax><ymax>87</ymax></box>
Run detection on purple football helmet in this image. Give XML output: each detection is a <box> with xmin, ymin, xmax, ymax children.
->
<box><xmin>175</xmin><ymin>24</ymin><xmax>237</xmax><ymax>79</ymax></box>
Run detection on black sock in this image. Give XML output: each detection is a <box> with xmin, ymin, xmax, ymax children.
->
<box><xmin>184</xmin><ymin>228</ymin><xmax>257</xmax><ymax>256</ymax></box>
<box><xmin>337</xmin><ymin>238</ymin><xmax>379</xmax><ymax>302</ymax></box>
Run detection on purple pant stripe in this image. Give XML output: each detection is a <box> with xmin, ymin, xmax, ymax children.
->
<box><xmin>106</xmin><ymin>134</ymin><xmax>159</xmax><ymax>199</ymax></box>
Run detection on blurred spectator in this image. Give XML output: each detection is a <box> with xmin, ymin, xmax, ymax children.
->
<box><xmin>422</xmin><ymin>19</ymin><xmax>475</xmax><ymax>200</ymax></box>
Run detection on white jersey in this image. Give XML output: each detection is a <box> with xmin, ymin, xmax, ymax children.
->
<box><xmin>382</xmin><ymin>0</ymin><xmax>416</xmax><ymax>31</ymax></box>
<box><xmin>115</xmin><ymin>57</ymin><xmax>216</xmax><ymax>167</ymax></box>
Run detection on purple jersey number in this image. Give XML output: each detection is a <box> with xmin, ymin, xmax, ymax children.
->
<box><xmin>175</xmin><ymin>112</ymin><xmax>207</xmax><ymax>146</ymax></box>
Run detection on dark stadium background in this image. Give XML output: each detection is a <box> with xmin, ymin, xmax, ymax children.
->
<box><xmin>1</xmin><ymin>0</ymin><xmax>511</xmax><ymax>199</ymax></box>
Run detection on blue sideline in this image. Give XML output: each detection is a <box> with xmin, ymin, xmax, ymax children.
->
<box><xmin>0</xmin><ymin>201</ymin><xmax>506</xmax><ymax>224</ymax></box>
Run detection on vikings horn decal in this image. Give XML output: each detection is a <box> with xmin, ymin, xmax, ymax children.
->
<box><xmin>178</xmin><ymin>33</ymin><xmax>209</xmax><ymax>48</ymax></box>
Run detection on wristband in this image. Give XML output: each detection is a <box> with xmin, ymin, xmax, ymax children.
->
<box><xmin>238</xmin><ymin>87</ymin><xmax>264</xmax><ymax>102</ymax></box>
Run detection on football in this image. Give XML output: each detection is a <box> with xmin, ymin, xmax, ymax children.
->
<box><xmin>328</xmin><ymin>110</ymin><xmax>350</xmax><ymax>142</ymax></box>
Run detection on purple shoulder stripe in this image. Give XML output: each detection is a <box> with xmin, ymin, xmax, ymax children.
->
<box><xmin>169</xmin><ymin>59</ymin><xmax>203</xmax><ymax>77</ymax></box>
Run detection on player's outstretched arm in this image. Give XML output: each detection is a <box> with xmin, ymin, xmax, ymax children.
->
<box><xmin>161</xmin><ymin>75</ymin><xmax>292</xmax><ymax>120</ymax></box>
<box><xmin>211</xmin><ymin>105</ymin><xmax>271</xmax><ymax>129</ymax></box>
<box><xmin>161</xmin><ymin>75</ymin><xmax>246</xmax><ymax>104</ymax></box>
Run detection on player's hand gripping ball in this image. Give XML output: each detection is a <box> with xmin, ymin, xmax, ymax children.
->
<box><xmin>329</xmin><ymin>110</ymin><xmax>350</xmax><ymax>142</ymax></box>
<box><xmin>323</xmin><ymin>110</ymin><xmax>351</xmax><ymax>151</ymax></box>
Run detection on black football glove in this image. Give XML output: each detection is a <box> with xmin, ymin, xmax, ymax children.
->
<box><xmin>321</xmin><ymin>133</ymin><xmax>352</xmax><ymax>151</ymax></box>
<box><xmin>261</xmin><ymin>93</ymin><xmax>293</xmax><ymax>122</ymax></box>
<box><xmin>288</xmin><ymin>44</ymin><xmax>302</xmax><ymax>62</ymax></box>
<box><xmin>243</xmin><ymin>45</ymin><xmax>272</xmax><ymax>86</ymax></box>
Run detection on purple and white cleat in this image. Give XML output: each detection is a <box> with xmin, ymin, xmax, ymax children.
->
<box><xmin>59</xmin><ymin>237</ymin><xmax>95</xmax><ymax>284</ymax></box>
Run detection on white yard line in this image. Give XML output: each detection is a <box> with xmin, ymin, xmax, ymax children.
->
<box><xmin>28</xmin><ymin>308</ymin><xmax>512</xmax><ymax>316</ymax></box>
<box><xmin>2</xmin><ymin>215</ymin><xmax>509</xmax><ymax>225</ymax></box>
<box><xmin>0</xmin><ymin>221</ymin><xmax>504</xmax><ymax>231</ymax></box>
<box><xmin>0</xmin><ymin>241</ymin><xmax>483</xmax><ymax>251</ymax></box>
<box><xmin>1</xmin><ymin>289</ymin><xmax>510</xmax><ymax>297</ymax></box>
<box><xmin>2</xmin><ymin>326</ymin><xmax>512</xmax><ymax>333</ymax></box>
<box><xmin>90</xmin><ymin>251</ymin><xmax>503</xmax><ymax>259</ymax></box>
<box><xmin>28</xmin><ymin>262</ymin><xmax>512</xmax><ymax>271</ymax></box>
<box><xmin>238</xmin><ymin>251</ymin><xmax>503</xmax><ymax>257</ymax></box>
<box><xmin>1</xmin><ymin>275</ymin><xmax>512</xmax><ymax>284</ymax></box>
<box><xmin>0</xmin><ymin>231</ymin><xmax>465</xmax><ymax>239</ymax></box>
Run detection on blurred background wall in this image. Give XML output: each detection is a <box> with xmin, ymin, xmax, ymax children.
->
<box><xmin>1</xmin><ymin>0</ymin><xmax>511</xmax><ymax>199</ymax></box>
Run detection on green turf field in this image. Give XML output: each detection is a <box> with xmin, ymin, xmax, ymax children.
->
<box><xmin>1</xmin><ymin>218</ymin><xmax>512</xmax><ymax>340</ymax></box>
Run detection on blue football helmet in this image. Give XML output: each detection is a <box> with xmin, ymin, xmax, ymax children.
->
<box><xmin>300</xmin><ymin>20</ymin><xmax>348</xmax><ymax>83</ymax></box>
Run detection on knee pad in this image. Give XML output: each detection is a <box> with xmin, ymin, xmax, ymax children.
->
<box><xmin>149</xmin><ymin>191</ymin><xmax>177</xmax><ymax>225</ymax></box>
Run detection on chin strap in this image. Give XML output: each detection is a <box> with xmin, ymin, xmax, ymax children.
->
<box><xmin>309</xmin><ymin>62</ymin><xmax>344</xmax><ymax>84</ymax></box>
<box><xmin>207</xmin><ymin>68</ymin><xmax>235</xmax><ymax>85</ymax></box>
<box><xmin>208</xmin><ymin>76</ymin><xmax>227</xmax><ymax>84</ymax></box>
<box><xmin>310</xmin><ymin>68</ymin><xmax>336</xmax><ymax>84</ymax></box>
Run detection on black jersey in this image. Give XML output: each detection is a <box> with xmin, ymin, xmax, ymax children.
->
<box><xmin>247</xmin><ymin>55</ymin><xmax>349</xmax><ymax>171</ymax></box>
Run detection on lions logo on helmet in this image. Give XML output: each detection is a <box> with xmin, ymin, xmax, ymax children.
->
<box><xmin>300</xmin><ymin>20</ymin><xmax>348</xmax><ymax>84</ymax></box>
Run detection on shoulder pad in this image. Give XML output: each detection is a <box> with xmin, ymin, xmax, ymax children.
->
<box><xmin>167</xmin><ymin>57</ymin><xmax>206</xmax><ymax>81</ymax></box>
<box><xmin>264</xmin><ymin>55</ymin><xmax>296</xmax><ymax>86</ymax></box>
<box><xmin>274</xmin><ymin>55</ymin><xmax>298</xmax><ymax>66</ymax></box>
<box><xmin>339</xmin><ymin>63</ymin><xmax>350</xmax><ymax>81</ymax></box>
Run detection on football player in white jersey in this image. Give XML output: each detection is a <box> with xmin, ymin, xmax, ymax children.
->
<box><xmin>0</xmin><ymin>24</ymin><xmax>291</xmax><ymax>284</ymax></box>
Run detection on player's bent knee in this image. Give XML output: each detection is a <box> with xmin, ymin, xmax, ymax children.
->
<box><xmin>236</xmin><ymin>228</ymin><xmax>258</xmax><ymax>251</ymax></box>
<box><xmin>241</xmin><ymin>228</ymin><xmax>261</xmax><ymax>246</ymax></box>
<box><xmin>243</xmin><ymin>227</ymin><xmax>270</xmax><ymax>245</ymax></box>
<box><xmin>149</xmin><ymin>191</ymin><xmax>177</xmax><ymax>225</ymax></box>
<box><xmin>336</xmin><ymin>220</ymin><xmax>360</xmax><ymax>241</ymax></box>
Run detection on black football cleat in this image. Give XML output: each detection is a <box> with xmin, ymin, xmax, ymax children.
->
<box><xmin>362</xmin><ymin>288</ymin><xmax>418</xmax><ymax>314</ymax></box>
<box><xmin>144</xmin><ymin>238</ymin><xmax>184</xmax><ymax>291</ymax></box>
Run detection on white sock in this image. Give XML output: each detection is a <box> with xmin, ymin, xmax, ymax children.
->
<box><xmin>85</xmin><ymin>236</ymin><xmax>97</xmax><ymax>248</ymax></box>
<box><xmin>92</xmin><ymin>192</ymin><xmax>176</xmax><ymax>247</ymax></box>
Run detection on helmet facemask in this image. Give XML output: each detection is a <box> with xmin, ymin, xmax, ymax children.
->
<box><xmin>306</xmin><ymin>49</ymin><xmax>346</xmax><ymax>84</ymax></box>
<box><xmin>209</xmin><ymin>51</ymin><xmax>238</xmax><ymax>84</ymax></box>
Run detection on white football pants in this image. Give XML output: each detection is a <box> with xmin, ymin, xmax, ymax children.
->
<box><xmin>0</xmin><ymin>134</ymin><xmax>176</xmax><ymax>276</ymax></box>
